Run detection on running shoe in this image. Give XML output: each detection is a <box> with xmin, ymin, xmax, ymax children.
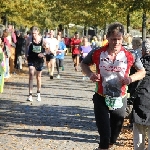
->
<box><xmin>37</xmin><ymin>93</ymin><xmax>41</xmax><ymax>101</ymax></box>
<box><xmin>56</xmin><ymin>74</ymin><xmax>60</xmax><ymax>79</ymax></box>
<box><xmin>86</xmin><ymin>76</ymin><xmax>90</xmax><ymax>80</ymax></box>
<box><xmin>27</xmin><ymin>95</ymin><xmax>33</xmax><ymax>101</ymax></box>
<box><xmin>62</xmin><ymin>66</ymin><xmax>64</xmax><ymax>71</ymax></box>
<box><xmin>82</xmin><ymin>76</ymin><xmax>86</xmax><ymax>80</ymax></box>
<box><xmin>50</xmin><ymin>76</ymin><xmax>53</xmax><ymax>79</ymax></box>
<box><xmin>75</xmin><ymin>68</ymin><xmax>78</xmax><ymax>72</ymax></box>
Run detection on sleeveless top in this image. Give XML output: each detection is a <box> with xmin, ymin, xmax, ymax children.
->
<box><xmin>28</xmin><ymin>38</ymin><xmax>44</xmax><ymax>62</ymax></box>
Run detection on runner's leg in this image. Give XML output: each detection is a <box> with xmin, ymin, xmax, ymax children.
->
<box><xmin>109</xmin><ymin>97</ymin><xmax>127</xmax><ymax>145</ymax></box>
<box><xmin>75</xmin><ymin>55</ymin><xmax>79</xmax><ymax>71</ymax></box>
<box><xmin>36</xmin><ymin>71</ymin><xmax>42</xmax><ymax>93</ymax></box>
<box><xmin>56</xmin><ymin>58</ymin><xmax>59</xmax><ymax>75</ymax></box>
<box><xmin>29</xmin><ymin>66</ymin><xmax>35</xmax><ymax>94</ymax></box>
<box><xmin>49</xmin><ymin>58</ymin><xmax>55</xmax><ymax>78</ymax></box>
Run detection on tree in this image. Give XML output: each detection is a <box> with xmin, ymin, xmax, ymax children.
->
<box><xmin>0</xmin><ymin>0</ymin><xmax>150</xmax><ymax>34</ymax></box>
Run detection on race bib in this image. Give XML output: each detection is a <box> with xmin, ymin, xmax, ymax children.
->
<box><xmin>105</xmin><ymin>95</ymin><xmax>123</xmax><ymax>110</ymax></box>
<box><xmin>32</xmin><ymin>45</ymin><xmax>41</xmax><ymax>53</ymax></box>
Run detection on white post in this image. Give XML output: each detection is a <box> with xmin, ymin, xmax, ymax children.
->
<box><xmin>86</xmin><ymin>26</ymin><xmax>88</xmax><ymax>36</ymax></box>
<box><xmin>82</xmin><ymin>27</ymin><xmax>84</xmax><ymax>37</ymax></box>
<box><xmin>63</xmin><ymin>26</ymin><xmax>65</xmax><ymax>37</ymax></box>
<box><xmin>55</xmin><ymin>27</ymin><xmax>57</xmax><ymax>37</ymax></box>
<box><xmin>68</xmin><ymin>27</ymin><xmax>69</xmax><ymax>37</ymax></box>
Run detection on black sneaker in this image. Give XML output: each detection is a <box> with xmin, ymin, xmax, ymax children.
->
<box><xmin>50</xmin><ymin>76</ymin><xmax>53</xmax><ymax>79</ymax></box>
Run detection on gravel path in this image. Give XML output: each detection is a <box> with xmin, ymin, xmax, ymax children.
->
<box><xmin>0</xmin><ymin>56</ymin><xmax>100</xmax><ymax>150</ymax></box>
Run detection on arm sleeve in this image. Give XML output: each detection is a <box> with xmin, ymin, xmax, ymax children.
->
<box><xmin>82</xmin><ymin>49</ymin><xmax>95</xmax><ymax>65</ymax></box>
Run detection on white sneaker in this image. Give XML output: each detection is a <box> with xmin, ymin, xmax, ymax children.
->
<box><xmin>37</xmin><ymin>93</ymin><xmax>41</xmax><ymax>101</ymax></box>
<box><xmin>56</xmin><ymin>74</ymin><xmax>60</xmax><ymax>79</ymax></box>
<box><xmin>86</xmin><ymin>76</ymin><xmax>90</xmax><ymax>80</ymax></box>
<box><xmin>27</xmin><ymin>95</ymin><xmax>33</xmax><ymax>101</ymax></box>
<box><xmin>82</xmin><ymin>76</ymin><xmax>86</xmax><ymax>80</ymax></box>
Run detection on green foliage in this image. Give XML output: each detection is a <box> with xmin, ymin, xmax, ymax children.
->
<box><xmin>0</xmin><ymin>0</ymin><xmax>150</xmax><ymax>31</ymax></box>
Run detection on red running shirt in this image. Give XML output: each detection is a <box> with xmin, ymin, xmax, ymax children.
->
<box><xmin>92</xmin><ymin>46</ymin><xmax>134</xmax><ymax>97</ymax></box>
<box><xmin>71</xmin><ymin>38</ymin><xmax>81</xmax><ymax>55</ymax></box>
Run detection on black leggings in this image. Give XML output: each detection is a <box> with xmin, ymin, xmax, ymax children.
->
<box><xmin>56</xmin><ymin>58</ymin><xmax>63</xmax><ymax>74</ymax></box>
<box><xmin>93</xmin><ymin>93</ymin><xmax>127</xmax><ymax>149</ymax></box>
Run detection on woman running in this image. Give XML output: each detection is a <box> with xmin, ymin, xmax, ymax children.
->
<box><xmin>80</xmin><ymin>36</ymin><xmax>92</xmax><ymax>80</ymax></box>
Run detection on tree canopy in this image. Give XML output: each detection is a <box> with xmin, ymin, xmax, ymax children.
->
<box><xmin>0</xmin><ymin>0</ymin><xmax>150</xmax><ymax>31</ymax></box>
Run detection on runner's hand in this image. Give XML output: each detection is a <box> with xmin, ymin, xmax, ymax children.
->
<box><xmin>89</xmin><ymin>73</ymin><xmax>100</xmax><ymax>82</ymax></box>
<box><xmin>121</xmin><ymin>77</ymin><xmax>132</xmax><ymax>85</ymax></box>
<box><xmin>38</xmin><ymin>53</ymin><xmax>45</xmax><ymax>58</ymax></box>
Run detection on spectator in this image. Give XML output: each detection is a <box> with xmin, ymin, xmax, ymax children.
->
<box><xmin>133</xmin><ymin>38</ymin><xmax>150</xmax><ymax>150</ymax></box>
<box><xmin>2</xmin><ymin>30</ymin><xmax>11</xmax><ymax>78</ymax></box>
<box><xmin>101</xmin><ymin>34</ymin><xmax>108</xmax><ymax>46</ymax></box>
<box><xmin>126</xmin><ymin>37</ymin><xmax>143</xmax><ymax>127</ymax></box>
<box><xmin>14</xmin><ymin>31</ymin><xmax>26</xmax><ymax>71</ymax></box>
<box><xmin>7</xmin><ymin>25</ymin><xmax>17</xmax><ymax>74</ymax></box>
<box><xmin>0</xmin><ymin>35</ymin><xmax>5</xmax><ymax>93</ymax></box>
<box><xmin>91</xmin><ymin>36</ymin><xmax>101</xmax><ymax>50</ymax></box>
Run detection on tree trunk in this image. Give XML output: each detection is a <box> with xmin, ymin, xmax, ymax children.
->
<box><xmin>142</xmin><ymin>13</ymin><xmax>147</xmax><ymax>41</ymax></box>
<box><xmin>127</xmin><ymin>13</ymin><xmax>130</xmax><ymax>33</ymax></box>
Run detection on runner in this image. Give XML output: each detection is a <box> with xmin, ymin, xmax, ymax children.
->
<box><xmin>27</xmin><ymin>26</ymin><xmax>45</xmax><ymax>102</ymax></box>
<box><xmin>55</xmin><ymin>35</ymin><xmax>66</xmax><ymax>79</ymax></box>
<box><xmin>79</xmin><ymin>36</ymin><xmax>92</xmax><ymax>80</ymax></box>
<box><xmin>81</xmin><ymin>22</ymin><xmax>146</xmax><ymax>150</ymax></box>
<box><xmin>70</xmin><ymin>32</ymin><xmax>81</xmax><ymax>71</ymax></box>
<box><xmin>44</xmin><ymin>30</ymin><xmax>58</xmax><ymax>79</ymax></box>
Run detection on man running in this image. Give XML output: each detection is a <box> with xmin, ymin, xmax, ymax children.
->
<box><xmin>44</xmin><ymin>30</ymin><xmax>58</xmax><ymax>79</ymax></box>
<box><xmin>27</xmin><ymin>26</ymin><xmax>46</xmax><ymax>102</ymax></box>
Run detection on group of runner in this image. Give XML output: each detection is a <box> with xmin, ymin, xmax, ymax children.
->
<box><xmin>25</xmin><ymin>27</ymin><xmax>99</xmax><ymax>102</ymax></box>
<box><xmin>24</xmin><ymin>23</ymin><xmax>150</xmax><ymax>150</ymax></box>
<box><xmin>2</xmin><ymin>22</ymin><xmax>150</xmax><ymax>150</ymax></box>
